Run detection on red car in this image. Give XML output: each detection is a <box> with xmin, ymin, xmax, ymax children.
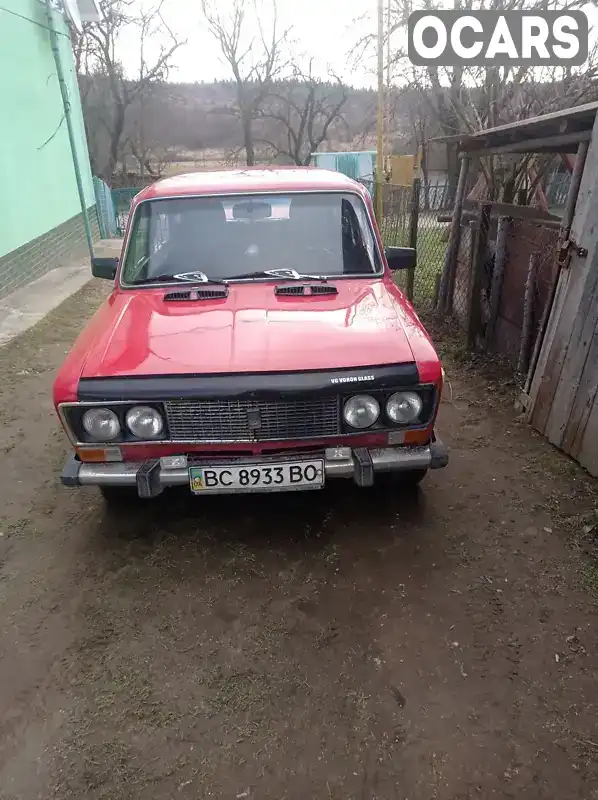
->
<box><xmin>54</xmin><ymin>168</ymin><xmax>448</xmax><ymax>505</ymax></box>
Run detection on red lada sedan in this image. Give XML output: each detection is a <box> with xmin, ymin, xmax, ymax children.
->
<box><xmin>54</xmin><ymin>168</ymin><xmax>448</xmax><ymax>505</ymax></box>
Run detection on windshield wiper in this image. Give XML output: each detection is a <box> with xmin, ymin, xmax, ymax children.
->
<box><xmin>134</xmin><ymin>271</ymin><xmax>227</xmax><ymax>286</ymax></box>
<box><xmin>229</xmin><ymin>268</ymin><xmax>329</xmax><ymax>282</ymax></box>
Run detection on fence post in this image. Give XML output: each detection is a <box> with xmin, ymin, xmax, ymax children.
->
<box><xmin>438</xmin><ymin>154</ymin><xmax>470</xmax><ymax>313</ymax></box>
<box><xmin>406</xmin><ymin>178</ymin><xmax>421</xmax><ymax>302</ymax></box>
<box><xmin>467</xmin><ymin>203</ymin><xmax>491</xmax><ymax>349</ymax></box>
<box><xmin>485</xmin><ymin>215</ymin><xmax>510</xmax><ymax>349</ymax></box>
<box><xmin>518</xmin><ymin>253</ymin><xmax>537</xmax><ymax>374</ymax></box>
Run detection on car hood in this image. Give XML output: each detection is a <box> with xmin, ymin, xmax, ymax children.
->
<box><xmin>79</xmin><ymin>280</ymin><xmax>421</xmax><ymax>378</ymax></box>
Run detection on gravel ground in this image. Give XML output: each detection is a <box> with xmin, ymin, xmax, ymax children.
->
<box><xmin>0</xmin><ymin>281</ymin><xmax>597</xmax><ymax>800</ymax></box>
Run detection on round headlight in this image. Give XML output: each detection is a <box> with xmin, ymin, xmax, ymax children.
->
<box><xmin>82</xmin><ymin>408</ymin><xmax>121</xmax><ymax>441</ymax></box>
<box><xmin>343</xmin><ymin>395</ymin><xmax>380</xmax><ymax>429</ymax></box>
<box><xmin>125</xmin><ymin>406</ymin><xmax>164</xmax><ymax>439</ymax></box>
<box><xmin>386</xmin><ymin>391</ymin><xmax>423</xmax><ymax>424</ymax></box>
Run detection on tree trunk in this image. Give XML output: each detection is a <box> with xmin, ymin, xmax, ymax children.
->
<box><xmin>107</xmin><ymin>103</ymin><xmax>126</xmax><ymax>181</ymax></box>
<box><xmin>242</xmin><ymin>113</ymin><xmax>255</xmax><ymax>166</ymax></box>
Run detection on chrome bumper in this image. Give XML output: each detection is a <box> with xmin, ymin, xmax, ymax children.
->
<box><xmin>61</xmin><ymin>440</ymin><xmax>448</xmax><ymax>497</ymax></box>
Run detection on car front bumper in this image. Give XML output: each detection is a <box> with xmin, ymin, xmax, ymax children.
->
<box><xmin>61</xmin><ymin>440</ymin><xmax>449</xmax><ymax>497</ymax></box>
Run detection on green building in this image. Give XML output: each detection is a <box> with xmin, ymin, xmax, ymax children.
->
<box><xmin>0</xmin><ymin>0</ymin><xmax>99</xmax><ymax>298</ymax></box>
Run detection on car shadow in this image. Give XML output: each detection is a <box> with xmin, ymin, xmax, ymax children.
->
<box><xmin>90</xmin><ymin>478</ymin><xmax>430</xmax><ymax>558</ymax></box>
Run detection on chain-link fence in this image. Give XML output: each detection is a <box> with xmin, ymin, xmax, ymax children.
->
<box><xmin>376</xmin><ymin>181</ymin><xmax>451</xmax><ymax>312</ymax></box>
<box><xmin>378</xmin><ymin>183</ymin><xmax>411</xmax><ymax>247</ymax></box>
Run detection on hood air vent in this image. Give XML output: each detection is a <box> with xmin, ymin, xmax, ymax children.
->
<box><xmin>163</xmin><ymin>287</ymin><xmax>229</xmax><ymax>301</ymax></box>
<box><xmin>275</xmin><ymin>284</ymin><xmax>338</xmax><ymax>297</ymax></box>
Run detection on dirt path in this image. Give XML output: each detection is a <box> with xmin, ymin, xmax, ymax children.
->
<box><xmin>0</xmin><ymin>282</ymin><xmax>597</xmax><ymax>800</ymax></box>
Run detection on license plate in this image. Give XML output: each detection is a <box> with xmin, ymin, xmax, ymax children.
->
<box><xmin>189</xmin><ymin>460</ymin><xmax>325</xmax><ymax>494</ymax></box>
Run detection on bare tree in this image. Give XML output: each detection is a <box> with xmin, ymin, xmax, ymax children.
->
<box><xmin>355</xmin><ymin>0</ymin><xmax>598</xmax><ymax>203</ymax></box>
<box><xmin>256</xmin><ymin>62</ymin><xmax>348</xmax><ymax>165</ymax></box>
<box><xmin>75</xmin><ymin>0</ymin><xmax>184</xmax><ymax>180</ymax></box>
<box><xmin>202</xmin><ymin>0</ymin><xmax>291</xmax><ymax>166</ymax></box>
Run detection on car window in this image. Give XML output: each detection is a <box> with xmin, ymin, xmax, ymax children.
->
<box><xmin>121</xmin><ymin>192</ymin><xmax>381</xmax><ymax>285</ymax></box>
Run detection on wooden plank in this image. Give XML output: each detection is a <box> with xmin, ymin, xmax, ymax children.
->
<box><xmin>560</xmin><ymin>140</ymin><xmax>590</xmax><ymax>236</ymax></box>
<box><xmin>470</xmin><ymin>129</ymin><xmax>591</xmax><ymax>155</ymax></box>
<box><xmin>542</xmin><ymin>254</ymin><xmax>598</xmax><ymax>449</ymax></box>
<box><xmin>577</xmin><ymin>395</ymin><xmax>598</xmax><ymax>476</ymax></box>
<box><xmin>430</xmin><ymin>101</ymin><xmax>598</xmax><ymax>147</ymax></box>
<box><xmin>525</xmin><ymin>257</ymin><xmax>561</xmax><ymax>395</ymax></box>
<box><xmin>518</xmin><ymin>254</ymin><xmax>537</xmax><ymax>374</ymax></box>
<box><xmin>467</xmin><ymin>204</ymin><xmax>491</xmax><ymax>349</ymax></box>
<box><xmin>438</xmin><ymin>155</ymin><xmax>470</xmax><ymax>312</ymax></box>
<box><xmin>562</xmin><ymin>313</ymin><xmax>598</xmax><ymax>458</ymax></box>
<box><xmin>485</xmin><ymin>215</ymin><xmax>510</xmax><ymax>350</ymax></box>
<box><xmin>462</xmin><ymin>200</ymin><xmax>561</xmax><ymax>223</ymax></box>
<box><xmin>528</xmin><ymin>266</ymin><xmax>572</xmax><ymax>430</ymax></box>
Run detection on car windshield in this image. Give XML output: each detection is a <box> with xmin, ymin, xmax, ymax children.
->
<box><xmin>121</xmin><ymin>192</ymin><xmax>381</xmax><ymax>285</ymax></box>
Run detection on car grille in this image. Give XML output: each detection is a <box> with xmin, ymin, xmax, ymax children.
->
<box><xmin>164</xmin><ymin>397</ymin><xmax>341</xmax><ymax>442</ymax></box>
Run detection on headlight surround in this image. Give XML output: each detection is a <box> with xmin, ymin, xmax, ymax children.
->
<box><xmin>125</xmin><ymin>405</ymin><xmax>164</xmax><ymax>439</ymax></box>
<box><xmin>343</xmin><ymin>394</ymin><xmax>380</xmax><ymax>429</ymax></box>
<box><xmin>82</xmin><ymin>408</ymin><xmax>121</xmax><ymax>441</ymax></box>
<box><xmin>386</xmin><ymin>391</ymin><xmax>423</xmax><ymax>424</ymax></box>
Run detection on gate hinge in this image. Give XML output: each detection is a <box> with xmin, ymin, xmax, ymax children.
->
<box><xmin>558</xmin><ymin>237</ymin><xmax>588</xmax><ymax>268</ymax></box>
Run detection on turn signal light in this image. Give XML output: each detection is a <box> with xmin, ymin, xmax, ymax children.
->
<box><xmin>76</xmin><ymin>446</ymin><xmax>123</xmax><ymax>463</ymax></box>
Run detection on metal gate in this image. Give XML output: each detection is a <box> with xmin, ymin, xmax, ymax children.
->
<box><xmin>111</xmin><ymin>188</ymin><xmax>140</xmax><ymax>236</ymax></box>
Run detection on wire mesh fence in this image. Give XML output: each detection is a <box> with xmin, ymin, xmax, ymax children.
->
<box><xmin>378</xmin><ymin>183</ymin><xmax>411</xmax><ymax>247</ymax></box>
<box><xmin>377</xmin><ymin>181</ymin><xmax>450</xmax><ymax>312</ymax></box>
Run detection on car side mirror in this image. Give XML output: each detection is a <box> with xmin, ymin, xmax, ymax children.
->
<box><xmin>385</xmin><ymin>246</ymin><xmax>416</xmax><ymax>271</ymax></box>
<box><xmin>92</xmin><ymin>257</ymin><xmax>118</xmax><ymax>280</ymax></box>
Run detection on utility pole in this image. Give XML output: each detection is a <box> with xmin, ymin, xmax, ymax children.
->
<box><xmin>376</xmin><ymin>0</ymin><xmax>384</xmax><ymax>224</ymax></box>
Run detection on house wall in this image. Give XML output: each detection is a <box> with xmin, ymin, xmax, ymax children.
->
<box><xmin>0</xmin><ymin>0</ymin><xmax>98</xmax><ymax>298</ymax></box>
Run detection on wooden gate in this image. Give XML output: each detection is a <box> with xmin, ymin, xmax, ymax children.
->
<box><xmin>527</xmin><ymin>117</ymin><xmax>598</xmax><ymax>476</ymax></box>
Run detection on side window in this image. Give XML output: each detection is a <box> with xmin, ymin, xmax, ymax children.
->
<box><xmin>124</xmin><ymin>207</ymin><xmax>150</xmax><ymax>282</ymax></box>
<box><xmin>352</xmin><ymin>199</ymin><xmax>377</xmax><ymax>265</ymax></box>
<box><xmin>342</xmin><ymin>198</ymin><xmax>378</xmax><ymax>273</ymax></box>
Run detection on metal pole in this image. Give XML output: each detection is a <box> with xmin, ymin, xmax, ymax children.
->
<box><xmin>376</xmin><ymin>0</ymin><xmax>384</xmax><ymax>225</ymax></box>
<box><xmin>385</xmin><ymin>0</ymin><xmax>391</xmax><ymax>174</ymax></box>
<box><xmin>44</xmin><ymin>0</ymin><xmax>94</xmax><ymax>256</ymax></box>
<box><xmin>406</xmin><ymin>177</ymin><xmax>420</xmax><ymax>302</ymax></box>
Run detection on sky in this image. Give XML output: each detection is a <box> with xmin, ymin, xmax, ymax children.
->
<box><xmin>116</xmin><ymin>0</ymin><xmax>598</xmax><ymax>89</ymax></box>
<box><xmin>117</xmin><ymin>0</ymin><xmax>378</xmax><ymax>88</ymax></box>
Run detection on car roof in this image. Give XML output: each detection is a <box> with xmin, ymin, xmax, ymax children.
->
<box><xmin>134</xmin><ymin>167</ymin><xmax>370</xmax><ymax>203</ymax></box>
